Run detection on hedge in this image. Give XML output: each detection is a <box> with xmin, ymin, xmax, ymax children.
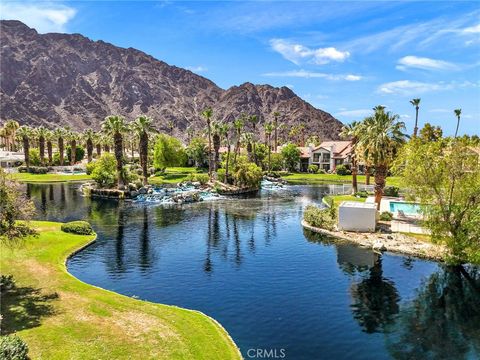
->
<box><xmin>61</xmin><ymin>221</ymin><xmax>94</xmax><ymax>235</ymax></box>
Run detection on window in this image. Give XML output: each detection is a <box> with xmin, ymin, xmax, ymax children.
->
<box><xmin>313</xmin><ymin>153</ymin><xmax>320</xmax><ymax>162</ymax></box>
<box><xmin>322</xmin><ymin>153</ymin><xmax>330</xmax><ymax>162</ymax></box>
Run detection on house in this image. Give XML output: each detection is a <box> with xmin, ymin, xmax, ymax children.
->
<box><xmin>309</xmin><ymin>141</ymin><xmax>353</xmax><ymax>172</ymax></box>
<box><xmin>0</xmin><ymin>150</ymin><xmax>24</xmax><ymax>168</ymax></box>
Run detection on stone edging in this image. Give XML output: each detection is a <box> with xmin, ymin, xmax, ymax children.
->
<box><xmin>301</xmin><ymin>220</ymin><xmax>447</xmax><ymax>261</ymax></box>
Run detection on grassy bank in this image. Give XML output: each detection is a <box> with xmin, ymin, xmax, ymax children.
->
<box><xmin>0</xmin><ymin>222</ymin><xmax>240</xmax><ymax>359</ymax></box>
<box><xmin>149</xmin><ymin>167</ymin><xmax>204</xmax><ymax>185</ymax></box>
<box><xmin>10</xmin><ymin>173</ymin><xmax>92</xmax><ymax>183</ymax></box>
<box><xmin>281</xmin><ymin>173</ymin><xmax>401</xmax><ymax>187</ymax></box>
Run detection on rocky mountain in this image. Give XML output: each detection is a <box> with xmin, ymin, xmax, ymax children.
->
<box><xmin>0</xmin><ymin>20</ymin><xmax>343</xmax><ymax>140</ymax></box>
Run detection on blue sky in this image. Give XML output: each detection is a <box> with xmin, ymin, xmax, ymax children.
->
<box><xmin>1</xmin><ymin>1</ymin><xmax>479</xmax><ymax>136</ymax></box>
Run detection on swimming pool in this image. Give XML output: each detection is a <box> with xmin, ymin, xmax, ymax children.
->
<box><xmin>389</xmin><ymin>201</ymin><xmax>422</xmax><ymax>215</ymax></box>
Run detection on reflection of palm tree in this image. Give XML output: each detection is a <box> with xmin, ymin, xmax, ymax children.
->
<box><xmin>139</xmin><ymin>206</ymin><xmax>151</xmax><ymax>271</ymax></box>
<box><xmin>386</xmin><ymin>266</ymin><xmax>480</xmax><ymax>359</ymax></box>
<box><xmin>232</xmin><ymin>216</ymin><xmax>242</xmax><ymax>266</ymax></box>
<box><xmin>204</xmin><ymin>208</ymin><xmax>213</xmax><ymax>273</ymax></box>
<box><xmin>115</xmin><ymin>205</ymin><xmax>126</xmax><ymax>272</ymax></box>
<box><xmin>350</xmin><ymin>257</ymin><xmax>400</xmax><ymax>333</ymax></box>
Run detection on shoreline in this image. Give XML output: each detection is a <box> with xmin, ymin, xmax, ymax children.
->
<box><xmin>301</xmin><ymin>219</ymin><xmax>447</xmax><ymax>261</ymax></box>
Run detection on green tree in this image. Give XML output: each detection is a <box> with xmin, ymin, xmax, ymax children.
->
<box><xmin>0</xmin><ymin>169</ymin><xmax>36</xmax><ymax>243</ymax></box>
<box><xmin>264</xmin><ymin>122</ymin><xmax>274</xmax><ymax>171</ymax></box>
<box><xmin>410</xmin><ymin>98</ymin><xmax>421</xmax><ymax>138</ymax></box>
<box><xmin>83</xmin><ymin>129</ymin><xmax>95</xmax><ymax>163</ymax></box>
<box><xmin>212</xmin><ymin>122</ymin><xmax>223</xmax><ymax>171</ymax></box>
<box><xmin>272</xmin><ymin>111</ymin><xmax>280</xmax><ymax>152</ymax></box>
<box><xmin>233</xmin><ymin>116</ymin><xmax>244</xmax><ymax>163</ymax></box>
<box><xmin>201</xmin><ymin>107</ymin><xmax>214</xmax><ymax>177</ymax></box>
<box><xmin>340</xmin><ymin>121</ymin><xmax>361</xmax><ymax>193</ymax></box>
<box><xmin>16</xmin><ymin>126</ymin><xmax>32</xmax><ymax>170</ymax></box>
<box><xmin>186</xmin><ymin>137</ymin><xmax>208</xmax><ymax>168</ymax></box>
<box><xmin>3</xmin><ymin>119</ymin><xmax>20</xmax><ymax>151</ymax></box>
<box><xmin>230</xmin><ymin>156</ymin><xmax>262</xmax><ymax>189</ymax></box>
<box><xmin>66</xmin><ymin>131</ymin><xmax>80</xmax><ymax>166</ymax></box>
<box><xmin>248</xmin><ymin>114</ymin><xmax>259</xmax><ymax>164</ymax></box>
<box><xmin>357</xmin><ymin>107</ymin><xmax>406</xmax><ymax>209</ymax></box>
<box><xmin>53</xmin><ymin>127</ymin><xmax>67</xmax><ymax>166</ymax></box>
<box><xmin>91</xmin><ymin>153</ymin><xmax>117</xmax><ymax>188</ymax></box>
<box><xmin>153</xmin><ymin>134</ymin><xmax>186</xmax><ymax>172</ymax></box>
<box><xmin>132</xmin><ymin>116</ymin><xmax>155</xmax><ymax>185</ymax></box>
<box><xmin>102</xmin><ymin>115</ymin><xmax>128</xmax><ymax>188</ymax></box>
<box><xmin>35</xmin><ymin>126</ymin><xmax>48</xmax><ymax>166</ymax></box>
<box><xmin>281</xmin><ymin>143</ymin><xmax>301</xmax><ymax>172</ymax></box>
<box><xmin>394</xmin><ymin>139</ymin><xmax>480</xmax><ymax>264</ymax></box>
<box><xmin>419</xmin><ymin>123</ymin><xmax>443</xmax><ymax>142</ymax></box>
<box><xmin>454</xmin><ymin>109</ymin><xmax>462</xmax><ymax>138</ymax></box>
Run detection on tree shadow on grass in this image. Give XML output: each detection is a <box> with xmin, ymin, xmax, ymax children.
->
<box><xmin>1</xmin><ymin>278</ymin><xmax>59</xmax><ymax>335</ymax></box>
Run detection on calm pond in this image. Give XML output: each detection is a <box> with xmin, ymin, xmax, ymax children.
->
<box><xmin>27</xmin><ymin>183</ymin><xmax>480</xmax><ymax>360</ymax></box>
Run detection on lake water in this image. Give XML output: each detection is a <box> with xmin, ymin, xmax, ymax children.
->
<box><xmin>27</xmin><ymin>183</ymin><xmax>480</xmax><ymax>360</ymax></box>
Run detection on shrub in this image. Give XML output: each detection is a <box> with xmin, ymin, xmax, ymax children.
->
<box><xmin>0</xmin><ymin>335</ymin><xmax>29</xmax><ymax>360</ymax></box>
<box><xmin>335</xmin><ymin>164</ymin><xmax>351</xmax><ymax>176</ymax></box>
<box><xmin>153</xmin><ymin>134</ymin><xmax>187</xmax><ymax>171</ymax></box>
<box><xmin>217</xmin><ymin>168</ymin><xmax>226</xmax><ymax>183</ymax></box>
<box><xmin>61</xmin><ymin>221</ymin><xmax>94</xmax><ymax>235</ymax></box>
<box><xmin>318</xmin><ymin>168</ymin><xmax>326</xmax><ymax>174</ymax></box>
<box><xmin>0</xmin><ymin>274</ymin><xmax>15</xmax><ymax>292</ymax></box>
<box><xmin>355</xmin><ymin>190</ymin><xmax>369</xmax><ymax>198</ymax></box>
<box><xmin>231</xmin><ymin>158</ymin><xmax>263</xmax><ymax>188</ymax></box>
<box><xmin>384</xmin><ymin>186</ymin><xmax>399</xmax><ymax>197</ymax></box>
<box><xmin>85</xmin><ymin>161</ymin><xmax>96</xmax><ymax>175</ymax></box>
<box><xmin>270</xmin><ymin>153</ymin><xmax>284</xmax><ymax>171</ymax></box>
<box><xmin>192</xmin><ymin>173</ymin><xmax>210</xmax><ymax>185</ymax></box>
<box><xmin>308</xmin><ymin>164</ymin><xmax>319</xmax><ymax>174</ymax></box>
<box><xmin>303</xmin><ymin>205</ymin><xmax>336</xmax><ymax>231</ymax></box>
<box><xmin>28</xmin><ymin>149</ymin><xmax>41</xmax><ymax>166</ymax></box>
<box><xmin>91</xmin><ymin>153</ymin><xmax>117</xmax><ymax>188</ymax></box>
<box><xmin>380</xmin><ymin>211</ymin><xmax>393</xmax><ymax>221</ymax></box>
<box><xmin>17</xmin><ymin>166</ymin><xmax>48</xmax><ymax>174</ymax></box>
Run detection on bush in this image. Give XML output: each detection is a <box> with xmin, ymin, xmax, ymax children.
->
<box><xmin>303</xmin><ymin>205</ymin><xmax>336</xmax><ymax>231</ymax></box>
<box><xmin>380</xmin><ymin>211</ymin><xmax>393</xmax><ymax>221</ymax></box>
<box><xmin>0</xmin><ymin>335</ymin><xmax>29</xmax><ymax>360</ymax></box>
<box><xmin>187</xmin><ymin>173</ymin><xmax>209</xmax><ymax>185</ymax></box>
<box><xmin>0</xmin><ymin>274</ymin><xmax>15</xmax><ymax>292</ymax></box>
<box><xmin>354</xmin><ymin>190</ymin><xmax>369</xmax><ymax>198</ymax></box>
<box><xmin>217</xmin><ymin>168</ymin><xmax>226</xmax><ymax>183</ymax></box>
<box><xmin>335</xmin><ymin>164</ymin><xmax>351</xmax><ymax>176</ymax></box>
<box><xmin>384</xmin><ymin>186</ymin><xmax>399</xmax><ymax>197</ymax></box>
<box><xmin>85</xmin><ymin>161</ymin><xmax>96</xmax><ymax>175</ymax></box>
<box><xmin>28</xmin><ymin>149</ymin><xmax>41</xmax><ymax>166</ymax></box>
<box><xmin>318</xmin><ymin>168</ymin><xmax>326</xmax><ymax>174</ymax></box>
<box><xmin>231</xmin><ymin>157</ymin><xmax>263</xmax><ymax>188</ymax></box>
<box><xmin>308</xmin><ymin>164</ymin><xmax>319</xmax><ymax>174</ymax></box>
<box><xmin>270</xmin><ymin>153</ymin><xmax>284</xmax><ymax>171</ymax></box>
<box><xmin>91</xmin><ymin>153</ymin><xmax>117</xmax><ymax>188</ymax></box>
<box><xmin>61</xmin><ymin>221</ymin><xmax>94</xmax><ymax>235</ymax></box>
<box><xmin>17</xmin><ymin>166</ymin><xmax>48</xmax><ymax>174</ymax></box>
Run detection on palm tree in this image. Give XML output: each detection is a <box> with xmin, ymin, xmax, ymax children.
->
<box><xmin>132</xmin><ymin>115</ymin><xmax>155</xmax><ymax>186</ymax></box>
<box><xmin>264</xmin><ymin>122</ymin><xmax>274</xmax><ymax>171</ymax></box>
<box><xmin>201</xmin><ymin>107</ymin><xmax>214</xmax><ymax>177</ymax></box>
<box><xmin>340</xmin><ymin>121</ymin><xmax>360</xmax><ymax>194</ymax></box>
<box><xmin>93</xmin><ymin>133</ymin><xmax>102</xmax><ymax>157</ymax></box>
<box><xmin>45</xmin><ymin>130</ymin><xmax>54</xmax><ymax>165</ymax></box>
<box><xmin>410</xmin><ymin>98</ymin><xmax>421</xmax><ymax>138</ymax></box>
<box><xmin>83</xmin><ymin>129</ymin><xmax>95</xmax><ymax>163</ymax></box>
<box><xmin>243</xmin><ymin>132</ymin><xmax>254</xmax><ymax>162</ymax></box>
<box><xmin>272</xmin><ymin>111</ymin><xmax>280</xmax><ymax>152</ymax></box>
<box><xmin>212</xmin><ymin>122</ymin><xmax>223</xmax><ymax>171</ymax></box>
<box><xmin>36</xmin><ymin>126</ymin><xmax>48</xmax><ymax>166</ymax></box>
<box><xmin>357</xmin><ymin>107</ymin><xmax>406</xmax><ymax>209</ymax></box>
<box><xmin>17</xmin><ymin>126</ymin><xmax>32</xmax><ymax>170</ymax></box>
<box><xmin>54</xmin><ymin>128</ymin><xmax>67</xmax><ymax>166</ymax></box>
<box><xmin>221</xmin><ymin>123</ymin><xmax>232</xmax><ymax>183</ymax></box>
<box><xmin>68</xmin><ymin>131</ymin><xmax>79</xmax><ymax>166</ymax></box>
<box><xmin>4</xmin><ymin>119</ymin><xmax>19</xmax><ymax>151</ymax></box>
<box><xmin>233</xmin><ymin>116</ymin><xmax>244</xmax><ymax>164</ymax></box>
<box><xmin>454</xmin><ymin>109</ymin><xmax>462</xmax><ymax>138</ymax></box>
<box><xmin>248</xmin><ymin>114</ymin><xmax>259</xmax><ymax>164</ymax></box>
<box><xmin>102</xmin><ymin>115</ymin><xmax>128</xmax><ymax>188</ymax></box>
<box><xmin>101</xmin><ymin>134</ymin><xmax>111</xmax><ymax>153</ymax></box>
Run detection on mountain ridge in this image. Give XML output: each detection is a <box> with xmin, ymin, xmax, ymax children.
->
<box><xmin>0</xmin><ymin>20</ymin><xmax>343</xmax><ymax>140</ymax></box>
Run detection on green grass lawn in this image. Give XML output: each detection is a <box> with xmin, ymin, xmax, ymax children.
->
<box><xmin>0</xmin><ymin>222</ymin><xmax>240</xmax><ymax>360</ymax></box>
<box><xmin>323</xmin><ymin>194</ymin><xmax>367</xmax><ymax>207</ymax></box>
<box><xmin>149</xmin><ymin>167</ymin><xmax>204</xmax><ymax>185</ymax></box>
<box><xmin>10</xmin><ymin>173</ymin><xmax>92</xmax><ymax>183</ymax></box>
<box><xmin>281</xmin><ymin>173</ymin><xmax>402</xmax><ymax>187</ymax></box>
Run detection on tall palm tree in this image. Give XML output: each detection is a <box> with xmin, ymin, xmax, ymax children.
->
<box><xmin>212</xmin><ymin>122</ymin><xmax>223</xmax><ymax>171</ymax></box>
<box><xmin>201</xmin><ymin>107</ymin><xmax>214</xmax><ymax>177</ymax></box>
<box><xmin>132</xmin><ymin>115</ymin><xmax>155</xmax><ymax>186</ymax></box>
<box><xmin>45</xmin><ymin>129</ymin><xmax>54</xmax><ymax>166</ymax></box>
<box><xmin>357</xmin><ymin>107</ymin><xmax>406</xmax><ymax>209</ymax></box>
<box><xmin>83</xmin><ymin>129</ymin><xmax>95</xmax><ymax>163</ymax></box>
<box><xmin>53</xmin><ymin>128</ymin><xmax>67</xmax><ymax>166</ymax></box>
<box><xmin>272</xmin><ymin>111</ymin><xmax>280</xmax><ymax>152</ymax></box>
<box><xmin>101</xmin><ymin>134</ymin><xmax>111</xmax><ymax>153</ymax></box>
<box><xmin>36</xmin><ymin>126</ymin><xmax>48</xmax><ymax>166</ymax></box>
<box><xmin>17</xmin><ymin>126</ymin><xmax>32</xmax><ymax>170</ymax></box>
<box><xmin>265</xmin><ymin>122</ymin><xmax>274</xmax><ymax>171</ymax></box>
<box><xmin>410</xmin><ymin>98</ymin><xmax>421</xmax><ymax>138</ymax></box>
<box><xmin>102</xmin><ymin>115</ymin><xmax>128</xmax><ymax>188</ymax></box>
<box><xmin>454</xmin><ymin>109</ymin><xmax>462</xmax><ymax>138</ymax></box>
<box><xmin>248</xmin><ymin>114</ymin><xmax>259</xmax><ymax>164</ymax></box>
<box><xmin>68</xmin><ymin>131</ymin><xmax>79</xmax><ymax>166</ymax></box>
<box><xmin>243</xmin><ymin>132</ymin><xmax>254</xmax><ymax>162</ymax></box>
<box><xmin>340</xmin><ymin>121</ymin><xmax>360</xmax><ymax>194</ymax></box>
<box><xmin>4</xmin><ymin>119</ymin><xmax>20</xmax><ymax>151</ymax></box>
<box><xmin>233</xmin><ymin>116</ymin><xmax>244</xmax><ymax>164</ymax></box>
<box><xmin>93</xmin><ymin>133</ymin><xmax>102</xmax><ymax>157</ymax></box>
<box><xmin>222</xmin><ymin>123</ymin><xmax>232</xmax><ymax>183</ymax></box>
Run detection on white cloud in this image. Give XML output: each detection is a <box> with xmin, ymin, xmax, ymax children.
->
<box><xmin>0</xmin><ymin>2</ymin><xmax>76</xmax><ymax>33</ymax></box>
<box><xmin>185</xmin><ymin>65</ymin><xmax>208</xmax><ymax>73</ymax></box>
<box><xmin>429</xmin><ymin>109</ymin><xmax>450</xmax><ymax>113</ymax></box>
<box><xmin>378</xmin><ymin>80</ymin><xmax>479</xmax><ymax>95</ymax></box>
<box><xmin>400</xmin><ymin>114</ymin><xmax>411</xmax><ymax>119</ymax></box>
<box><xmin>262</xmin><ymin>69</ymin><xmax>361</xmax><ymax>81</ymax></box>
<box><xmin>397</xmin><ymin>56</ymin><xmax>458</xmax><ymax>71</ymax></box>
<box><xmin>269</xmin><ymin>39</ymin><xmax>349</xmax><ymax>65</ymax></box>
<box><xmin>463</xmin><ymin>24</ymin><xmax>480</xmax><ymax>34</ymax></box>
<box><xmin>336</xmin><ymin>109</ymin><xmax>372</xmax><ymax>118</ymax></box>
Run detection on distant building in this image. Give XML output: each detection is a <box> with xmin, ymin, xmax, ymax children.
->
<box><xmin>0</xmin><ymin>150</ymin><xmax>24</xmax><ymax>168</ymax></box>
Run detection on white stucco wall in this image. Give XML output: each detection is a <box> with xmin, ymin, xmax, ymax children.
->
<box><xmin>338</xmin><ymin>201</ymin><xmax>377</xmax><ymax>232</ymax></box>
